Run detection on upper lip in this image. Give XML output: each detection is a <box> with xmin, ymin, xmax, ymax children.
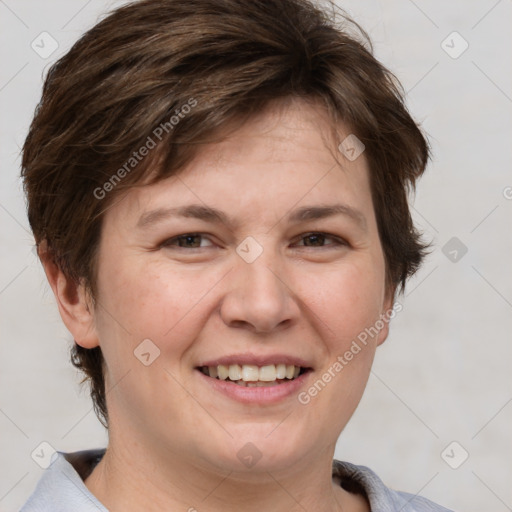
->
<box><xmin>197</xmin><ymin>353</ymin><xmax>313</xmax><ymax>369</ymax></box>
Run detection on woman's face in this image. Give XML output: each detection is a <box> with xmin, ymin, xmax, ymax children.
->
<box><xmin>90</xmin><ymin>99</ymin><xmax>392</xmax><ymax>474</ymax></box>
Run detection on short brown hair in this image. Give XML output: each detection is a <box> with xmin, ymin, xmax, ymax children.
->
<box><xmin>21</xmin><ymin>0</ymin><xmax>430</xmax><ymax>428</ymax></box>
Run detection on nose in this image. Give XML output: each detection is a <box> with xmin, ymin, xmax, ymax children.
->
<box><xmin>219</xmin><ymin>250</ymin><xmax>299</xmax><ymax>334</ymax></box>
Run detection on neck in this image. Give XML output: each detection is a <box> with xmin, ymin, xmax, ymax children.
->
<box><xmin>84</xmin><ymin>433</ymin><xmax>367</xmax><ymax>512</ymax></box>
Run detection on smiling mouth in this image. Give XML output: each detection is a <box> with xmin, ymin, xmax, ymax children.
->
<box><xmin>196</xmin><ymin>364</ymin><xmax>311</xmax><ymax>387</ymax></box>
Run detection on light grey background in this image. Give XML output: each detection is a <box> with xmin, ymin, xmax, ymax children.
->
<box><xmin>1</xmin><ymin>1</ymin><xmax>511</xmax><ymax>511</ymax></box>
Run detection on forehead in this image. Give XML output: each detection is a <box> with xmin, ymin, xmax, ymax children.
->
<box><xmin>201</xmin><ymin>98</ymin><xmax>342</xmax><ymax>166</ymax></box>
<box><xmin>104</xmin><ymin>99</ymin><xmax>374</xmax><ymax>231</ymax></box>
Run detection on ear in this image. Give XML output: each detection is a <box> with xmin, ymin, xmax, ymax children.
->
<box><xmin>38</xmin><ymin>241</ymin><xmax>99</xmax><ymax>349</ymax></box>
<box><xmin>376</xmin><ymin>287</ymin><xmax>397</xmax><ymax>347</ymax></box>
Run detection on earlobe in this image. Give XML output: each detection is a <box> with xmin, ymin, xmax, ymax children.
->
<box><xmin>38</xmin><ymin>241</ymin><xmax>99</xmax><ymax>349</ymax></box>
<box><xmin>376</xmin><ymin>320</ymin><xmax>390</xmax><ymax>347</ymax></box>
<box><xmin>376</xmin><ymin>288</ymin><xmax>396</xmax><ymax>347</ymax></box>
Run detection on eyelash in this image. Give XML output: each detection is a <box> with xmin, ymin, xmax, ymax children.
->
<box><xmin>160</xmin><ymin>232</ymin><xmax>348</xmax><ymax>250</ymax></box>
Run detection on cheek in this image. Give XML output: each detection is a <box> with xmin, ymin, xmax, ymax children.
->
<box><xmin>93</xmin><ymin>260</ymin><xmax>220</xmax><ymax>422</ymax></box>
<box><xmin>94</xmin><ymin>259</ymin><xmax>222</xmax><ymax>364</ymax></box>
<box><xmin>306</xmin><ymin>259</ymin><xmax>386</xmax><ymax>345</ymax></box>
<box><xmin>299</xmin><ymin>267</ymin><xmax>384</xmax><ymax>417</ymax></box>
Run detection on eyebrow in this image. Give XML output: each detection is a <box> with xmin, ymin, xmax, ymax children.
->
<box><xmin>136</xmin><ymin>203</ymin><xmax>367</xmax><ymax>231</ymax></box>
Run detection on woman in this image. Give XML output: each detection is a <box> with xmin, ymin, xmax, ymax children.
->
<box><xmin>20</xmin><ymin>0</ymin><xmax>452</xmax><ymax>510</ymax></box>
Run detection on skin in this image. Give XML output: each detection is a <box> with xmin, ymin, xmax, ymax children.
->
<box><xmin>41</xmin><ymin>98</ymin><xmax>394</xmax><ymax>512</ymax></box>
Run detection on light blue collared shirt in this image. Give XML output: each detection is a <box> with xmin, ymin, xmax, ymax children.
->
<box><xmin>20</xmin><ymin>449</ymin><xmax>454</xmax><ymax>511</ymax></box>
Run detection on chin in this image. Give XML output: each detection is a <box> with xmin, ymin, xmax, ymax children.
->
<box><xmin>201</xmin><ymin>422</ymin><xmax>317</xmax><ymax>474</ymax></box>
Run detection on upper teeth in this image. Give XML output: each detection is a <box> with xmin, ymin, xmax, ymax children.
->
<box><xmin>203</xmin><ymin>364</ymin><xmax>301</xmax><ymax>381</ymax></box>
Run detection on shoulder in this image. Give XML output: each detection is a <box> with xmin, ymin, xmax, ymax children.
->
<box><xmin>20</xmin><ymin>449</ymin><xmax>107</xmax><ymax>512</ymax></box>
<box><xmin>333</xmin><ymin>459</ymin><xmax>455</xmax><ymax>512</ymax></box>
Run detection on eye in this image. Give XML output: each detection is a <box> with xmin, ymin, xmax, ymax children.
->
<box><xmin>160</xmin><ymin>233</ymin><xmax>214</xmax><ymax>249</ymax></box>
<box><xmin>159</xmin><ymin>232</ymin><xmax>347</xmax><ymax>251</ymax></box>
<box><xmin>294</xmin><ymin>232</ymin><xmax>347</xmax><ymax>248</ymax></box>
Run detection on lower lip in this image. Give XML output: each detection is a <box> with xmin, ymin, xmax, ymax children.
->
<box><xmin>196</xmin><ymin>370</ymin><xmax>311</xmax><ymax>404</ymax></box>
